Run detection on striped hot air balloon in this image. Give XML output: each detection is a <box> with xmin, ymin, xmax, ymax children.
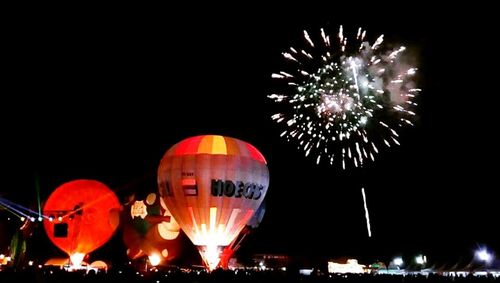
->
<box><xmin>157</xmin><ymin>135</ymin><xmax>269</xmax><ymax>270</ymax></box>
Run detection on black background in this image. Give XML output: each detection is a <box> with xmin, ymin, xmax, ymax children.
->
<box><xmin>1</xmin><ymin>4</ymin><xmax>498</xmax><ymax>266</ymax></box>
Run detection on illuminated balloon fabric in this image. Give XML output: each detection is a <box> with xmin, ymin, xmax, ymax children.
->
<box><xmin>43</xmin><ymin>180</ymin><xmax>121</xmax><ymax>262</ymax></box>
<box><xmin>122</xmin><ymin>193</ymin><xmax>181</xmax><ymax>262</ymax></box>
<box><xmin>157</xmin><ymin>135</ymin><xmax>269</xmax><ymax>270</ymax></box>
<box><xmin>220</xmin><ymin>201</ymin><xmax>266</xmax><ymax>269</ymax></box>
<box><xmin>247</xmin><ymin>201</ymin><xmax>266</xmax><ymax>229</ymax></box>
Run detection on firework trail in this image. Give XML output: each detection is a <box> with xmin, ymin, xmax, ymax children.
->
<box><xmin>269</xmin><ymin>25</ymin><xmax>420</xmax><ymax>169</ymax></box>
<box><xmin>361</xmin><ymin>188</ymin><xmax>372</xmax><ymax>237</ymax></box>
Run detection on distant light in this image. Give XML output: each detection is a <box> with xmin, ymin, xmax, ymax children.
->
<box><xmin>148</xmin><ymin>254</ymin><xmax>161</xmax><ymax>266</ymax></box>
<box><xmin>415</xmin><ymin>255</ymin><xmax>425</xmax><ymax>265</ymax></box>
<box><xmin>6</xmin><ymin>256</ymin><xmax>11</xmax><ymax>262</ymax></box>
<box><xmin>30</xmin><ymin>217</ymin><xmax>36</xmax><ymax>222</ymax></box>
<box><xmin>476</xmin><ymin>249</ymin><xmax>493</xmax><ymax>263</ymax></box>
<box><xmin>38</xmin><ymin>265</ymin><xmax>42</xmax><ymax>269</ymax></box>
<box><xmin>28</xmin><ymin>260</ymin><xmax>34</xmax><ymax>266</ymax></box>
<box><xmin>393</xmin><ymin>257</ymin><xmax>403</xmax><ymax>266</ymax></box>
<box><xmin>49</xmin><ymin>216</ymin><xmax>54</xmax><ymax>222</ymax></box>
<box><xmin>299</xmin><ymin>268</ymin><xmax>314</xmax><ymax>276</ymax></box>
<box><xmin>328</xmin><ymin>259</ymin><xmax>365</xmax><ymax>274</ymax></box>
<box><xmin>58</xmin><ymin>216</ymin><xmax>63</xmax><ymax>221</ymax></box>
<box><xmin>0</xmin><ymin>254</ymin><xmax>4</xmax><ymax>260</ymax></box>
<box><xmin>38</xmin><ymin>217</ymin><xmax>43</xmax><ymax>222</ymax></box>
<box><xmin>7</xmin><ymin>217</ymin><xmax>10</xmax><ymax>221</ymax></box>
<box><xmin>20</xmin><ymin>217</ymin><xmax>25</xmax><ymax>221</ymax></box>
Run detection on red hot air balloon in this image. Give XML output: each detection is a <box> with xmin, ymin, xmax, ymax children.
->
<box><xmin>158</xmin><ymin>135</ymin><xmax>269</xmax><ymax>270</ymax></box>
<box><xmin>43</xmin><ymin>180</ymin><xmax>121</xmax><ymax>266</ymax></box>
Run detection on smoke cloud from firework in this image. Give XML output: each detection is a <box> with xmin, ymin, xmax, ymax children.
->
<box><xmin>269</xmin><ymin>26</ymin><xmax>420</xmax><ymax>169</ymax></box>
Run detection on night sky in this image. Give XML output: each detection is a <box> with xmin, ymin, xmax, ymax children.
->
<box><xmin>1</xmin><ymin>5</ymin><xmax>498</xmax><ymax>266</ymax></box>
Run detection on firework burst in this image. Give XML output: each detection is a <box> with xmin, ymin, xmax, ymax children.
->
<box><xmin>269</xmin><ymin>26</ymin><xmax>420</xmax><ymax>169</ymax></box>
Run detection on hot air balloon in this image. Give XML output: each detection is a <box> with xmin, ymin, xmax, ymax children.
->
<box><xmin>43</xmin><ymin>179</ymin><xmax>121</xmax><ymax>267</ymax></box>
<box><xmin>157</xmin><ymin>135</ymin><xmax>269</xmax><ymax>270</ymax></box>
<box><xmin>122</xmin><ymin>191</ymin><xmax>182</xmax><ymax>266</ymax></box>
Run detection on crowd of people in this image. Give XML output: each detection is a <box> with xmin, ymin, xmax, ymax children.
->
<box><xmin>1</xmin><ymin>267</ymin><xmax>499</xmax><ymax>283</ymax></box>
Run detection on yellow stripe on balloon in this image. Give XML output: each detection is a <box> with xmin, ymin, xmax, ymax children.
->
<box><xmin>211</xmin><ymin>136</ymin><xmax>227</xmax><ymax>154</ymax></box>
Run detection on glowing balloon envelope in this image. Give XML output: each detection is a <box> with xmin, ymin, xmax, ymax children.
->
<box><xmin>43</xmin><ymin>179</ymin><xmax>121</xmax><ymax>266</ymax></box>
<box><xmin>158</xmin><ymin>135</ymin><xmax>269</xmax><ymax>270</ymax></box>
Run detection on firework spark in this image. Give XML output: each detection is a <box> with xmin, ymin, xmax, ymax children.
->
<box><xmin>361</xmin><ymin>188</ymin><xmax>372</xmax><ymax>238</ymax></box>
<box><xmin>269</xmin><ymin>25</ymin><xmax>419</xmax><ymax>169</ymax></box>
